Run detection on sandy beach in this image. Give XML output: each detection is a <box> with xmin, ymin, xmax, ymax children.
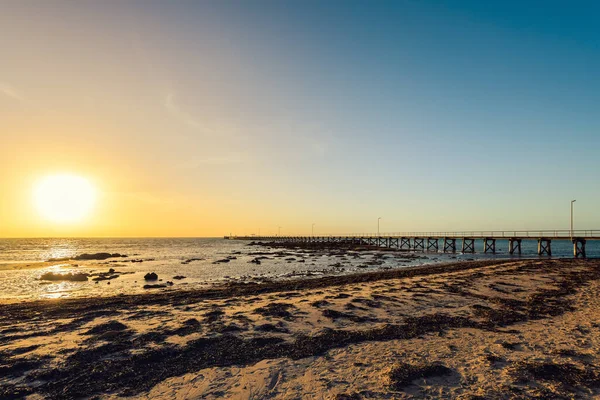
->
<box><xmin>1</xmin><ymin>251</ymin><xmax>600</xmax><ymax>399</ymax></box>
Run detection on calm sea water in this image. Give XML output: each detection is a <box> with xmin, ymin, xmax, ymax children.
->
<box><xmin>0</xmin><ymin>238</ymin><xmax>597</xmax><ymax>302</ymax></box>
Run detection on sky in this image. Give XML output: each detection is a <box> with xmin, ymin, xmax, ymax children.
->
<box><xmin>1</xmin><ymin>0</ymin><xmax>599</xmax><ymax>237</ymax></box>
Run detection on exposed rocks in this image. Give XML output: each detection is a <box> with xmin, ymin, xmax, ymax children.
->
<box><xmin>73</xmin><ymin>253</ymin><xmax>127</xmax><ymax>261</ymax></box>
<box><xmin>143</xmin><ymin>284</ymin><xmax>167</xmax><ymax>289</ymax></box>
<box><xmin>172</xmin><ymin>276</ymin><xmax>186</xmax><ymax>280</ymax></box>
<box><xmin>181</xmin><ymin>258</ymin><xmax>204</xmax><ymax>265</ymax></box>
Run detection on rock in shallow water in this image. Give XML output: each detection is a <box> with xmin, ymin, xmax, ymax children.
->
<box><xmin>144</xmin><ymin>272</ymin><xmax>158</xmax><ymax>281</ymax></box>
<box><xmin>73</xmin><ymin>253</ymin><xmax>127</xmax><ymax>260</ymax></box>
<box><xmin>39</xmin><ymin>272</ymin><xmax>88</xmax><ymax>282</ymax></box>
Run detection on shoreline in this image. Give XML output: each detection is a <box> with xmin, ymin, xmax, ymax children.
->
<box><xmin>2</xmin><ymin>237</ymin><xmax>596</xmax><ymax>304</ymax></box>
<box><xmin>2</xmin><ymin>258</ymin><xmax>600</xmax><ymax>398</ymax></box>
<box><xmin>2</xmin><ymin>258</ymin><xmax>520</xmax><ymax>309</ymax></box>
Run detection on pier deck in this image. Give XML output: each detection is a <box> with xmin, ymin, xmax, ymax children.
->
<box><xmin>227</xmin><ymin>230</ymin><xmax>600</xmax><ymax>258</ymax></box>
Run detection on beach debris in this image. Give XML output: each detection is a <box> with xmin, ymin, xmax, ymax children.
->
<box><xmin>168</xmin><ymin>318</ymin><xmax>203</xmax><ymax>336</ymax></box>
<box><xmin>253</xmin><ymin>302</ymin><xmax>298</xmax><ymax>320</ymax></box>
<box><xmin>85</xmin><ymin>321</ymin><xmax>128</xmax><ymax>335</ymax></box>
<box><xmin>172</xmin><ymin>275</ymin><xmax>186</xmax><ymax>280</ymax></box>
<box><xmin>204</xmin><ymin>309</ymin><xmax>225</xmax><ymax>323</ymax></box>
<box><xmin>387</xmin><ymin>362</ymin><xmax>454</xmax><ymax>389</ymax></box>
<box><xmin>144</xmin><ymin>272</ymin><xmax>158</xmax><ymax>281</ymax></box>
<box><xmin>508</xmin><ymin>361</ymin><xmax>600</xmax><ymax>386</ymax></box>
<box><xmin>212</xmin><ymin>259</ymin><xmax>231</xmax><ymax>264</ymax></box>
<box><xmin>310</xmin><ymin>300</ymin><xmax>332</xmax><ymax>308</ymax></box>
<box><xmin>39</xmin><ymin>272</ymin><xmax>88</xmax><ymax>282</ymax></box>
<box><xmin>321</xmin><ymin>309</ymin><xmax>375</xmax><ymax>323</ymax></box>
<box><xmin>255</xmin><ymin>322</ymin><xmax>290</xmax><ymax>333</ymax></box>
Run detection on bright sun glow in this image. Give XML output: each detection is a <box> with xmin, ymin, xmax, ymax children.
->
<box><xmin>34</xmin><ymin>174</ymin><xmax>97</xmax><ymax>223</ymax></box>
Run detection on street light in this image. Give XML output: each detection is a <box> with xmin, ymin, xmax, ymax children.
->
<box><xmin>278</xmin><ymin>226</ymin><xmax>282</xmax><ymax>236</ymax></box>
<box><xmin>571</xmin><ymin>200</ymin><xmax>576</xmax><ymax>238</ymax></box>
<box><xmin>377</xmin><ymin>217</ymin><xmax>382</xmax><ymax>237</ymax></box>
<box><xmin>312</xmin><ymin>223</ymin><xmax>315</xmax><ymax>236</ymax></box>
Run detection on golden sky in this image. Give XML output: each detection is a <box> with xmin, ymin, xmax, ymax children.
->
<box><xmin>1</xmin><ymin>2</ymin><xmax>599</xmax><ymax>237</ymax></box>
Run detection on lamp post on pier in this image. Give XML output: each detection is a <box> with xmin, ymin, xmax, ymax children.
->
<box><xmin>312</xmin><ymin>223</ymin><xmax>315</xmax><ymax>237</ymax></box>
<box><xmin>278</xmin><ymin>226</ymin><xmax>282</xmax><ymax>236</ymax></box>
<box><xmin>377</xmin><ymin>217</ymin><xmax>382</xmax><ymax>237</ymax></box>
<box><xmin>571</xmin><ymin>200</ymin><xmax>576</xmax><ymax>238</ymax></box>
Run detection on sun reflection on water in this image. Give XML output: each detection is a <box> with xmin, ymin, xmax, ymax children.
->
<box><xmin>39</xmin><ymin>281</ymin><xmax>82</xmax><ymax>300</ymax></box>
<box><xmin>40</xmin><ymin>241</ymin><xmax>79</xmax><ymax>262</ymax></box>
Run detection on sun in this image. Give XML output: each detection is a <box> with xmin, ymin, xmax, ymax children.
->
<box><xmin>34</xmin><ymin>174</ymin><xmax>97</xmax><ymax>223</ymax></box>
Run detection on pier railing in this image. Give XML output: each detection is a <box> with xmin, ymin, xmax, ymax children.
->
<box><xmin>317</xmin><ymin>230</ymin><xmax>600</xmax><ymax>239</ymax></box>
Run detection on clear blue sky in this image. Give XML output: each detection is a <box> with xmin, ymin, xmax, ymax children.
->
<box><xmin>1</xmin><ymin>1</ymin><xmax>599</xmax><ymax>236</ymax></box>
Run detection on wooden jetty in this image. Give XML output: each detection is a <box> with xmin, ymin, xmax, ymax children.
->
<box><xmin>226</xmin><ymin>230</ymin><xmax>600</xmax><ymax>258</ymax></box>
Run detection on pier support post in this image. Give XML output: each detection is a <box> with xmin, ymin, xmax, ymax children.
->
<box><xmin>400</xmin><ymin>237</ymin><xmax>411</xmax><ymax>250</ymax></box>
<box><xmin>413</xmin><ymin>237</ymin><xmax>424</xmax><ymax>252</ymax></box>
<box><xmin>484</xmin><ymin>238</ymin><xmax>496</xmax><ymax>254</ymax></box>
<box><xmin>509</xmin><ymin>238</ymin><xmax>522</xmax><ymax>255</ymax></box>
<box><xmin>573</xmin><ymin>238</ymin><xmax>586</xmax><ymax>258</ymax></box>
<box><xmin>443</xmin><ymin>237</ymin><xmax>456</xmax><ymax>253</ymax></box>
<box><xmin>389</xmin><ymin>238</ymin><xmax>399</xmax><ymax>248</ymax></box>
<box><xmin>538</xmin><ymin>238</ymin><xmax>552</xmax><ymax>256</ymax></box>
<box><xmin>427</xmin><ymin>238</ymin><xmax>438</xmax><ymax>252</ymax></box>
<box><xmin>462</xmin><ymin>238</ymin><xmax>475</xmax><ymax>253</ymax></box>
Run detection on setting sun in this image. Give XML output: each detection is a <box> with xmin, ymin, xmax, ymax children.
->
<box><xmin>34</xmin><ymin>174</ymin><xmax>96</xmax><ymax>223</ymax></box>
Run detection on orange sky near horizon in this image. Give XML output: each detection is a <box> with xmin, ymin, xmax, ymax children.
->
<box><xmin>2</xmin><ymin>2</ymin><xmax>599</xmax><ymax>238</ymax></box>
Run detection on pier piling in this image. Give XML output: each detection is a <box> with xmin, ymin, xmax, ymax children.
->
<box><xmin>443</xmin><ymin>237</ymin><xmax>456</xmax><ymax>253</ymax></box>
<box><xmin>573</xmin><ymin>238</ymin><xmax>586</xmax><ymax>258</ymax></box>
<box><xmin>462</xmin><ymin>238</ymin><xmax>475</xmax><ymax>253</ymax></box>
<box><xmin>413</xmin><ymin>237</ymin><xmax>425</xmax><ymax>252</ymax></box>
<box><xmin>537</xmin><ymin>238</ymin><xmax>552</xmax><ymax>256</ymax></box>
<box><xmin>509</xmin><ymin>238</ymin><xmax>522</xmax><ymax>255</ymax></box>
<box><xmin>400</xmin><ymin>237</ymin><xmax>411</xmax><ymax>250</ymax></box>
<box><xmin>427</xmin><ymin>238</ymin><xmax>439</xmax><ymax>252</ymax></box>
<box><xmin>484</xmin><ymin>238</ymin><xmax>496</xmax><ymax>254</ymax></box>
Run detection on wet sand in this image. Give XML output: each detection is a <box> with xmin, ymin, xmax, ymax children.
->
<box><xmin>1</xmin><ymin>257</ymin><xmax>600</xmax><ymax>399</ymax></box>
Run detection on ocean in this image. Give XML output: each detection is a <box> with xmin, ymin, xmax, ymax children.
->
<box><xmin>0</xmin><ymin>237</ymin><xmax>597</xmax><ymax>302</ymax></box>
